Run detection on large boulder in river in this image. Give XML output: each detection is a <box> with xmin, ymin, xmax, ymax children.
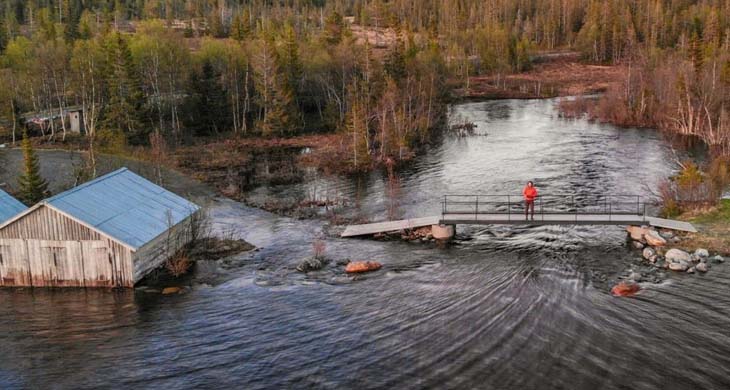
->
<box><xmin>644</xmin><ymin>230</ymin><xmax>667</xmax><ymax>247</ymax></box>
<box><xmin>626</xmin><ymin>226</ymin><xmax>650</xmax><ymax>242</ymax></box>
<box><xmin>345</xmin><ymin>261</ymin><xmax>382</xmax><ymax>274</ymax></box>
<box><xmin>665</xmin><ymin>249</ymin><xmax>692</xmax><ymax>264</ymax></box>
<box><xmin>694</xmin><ymin>248</ymin><xmax>710</xmax><ymax>258</ymax></box>
<box><xmin>611</xmin><ymin>282</ymin><xmax>641</xmax><ymax>297</ymax></box>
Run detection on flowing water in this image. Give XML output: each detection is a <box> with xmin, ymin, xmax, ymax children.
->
<box><xmin>2</xmin><ymin>99</ymin><xmax>730</xmax><ymax>389</ymax></box>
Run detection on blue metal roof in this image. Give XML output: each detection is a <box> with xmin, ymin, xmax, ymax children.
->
<box><xmin>45</xmin><ymin>168</ymin><xmax>200</xmax><ymax>250</ymax></box>
<box><xmin>0</xmin><ymin>189</ymin><xmax>27</xmax><ymax>224</ymax></box>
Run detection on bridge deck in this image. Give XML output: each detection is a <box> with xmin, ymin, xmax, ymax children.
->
<box><xmin>341</xmin><ymin>214</ymin><xmax>697</xmax><ymax>237</ymax></box>
<box><xmin>440</xmin><ymin>213</ymin><xmax>645</xmax><ymax>225</ymax></box>
<box><xmin>341</xmin><ymin>216</ymin><xmax>440</xmax><ymax>237</ymax></box>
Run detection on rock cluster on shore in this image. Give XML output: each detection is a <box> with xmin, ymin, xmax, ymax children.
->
<box><xmin>374</xmin><ymin>226</ymin><xmax>438</xmax><ymax>243</ymax></box>
<box><xmin>626</xmin><ymin>226</ymin><xmax>724</xmax><ymax>275</ymax></box>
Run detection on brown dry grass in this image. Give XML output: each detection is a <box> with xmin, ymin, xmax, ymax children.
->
<box><xmin>675</xmin><ymin>200</ymin><xmax>730</xmax><ymax>255</ymax></box>
<box><xmin>165</xmin><ymin>251</ymin><xmax>192</xmax><ymax>277</ymax></box>
<box><xmin>462</xmin><ymin>52</ymin><xmax>624</xmax><ymax>99</ymax></box>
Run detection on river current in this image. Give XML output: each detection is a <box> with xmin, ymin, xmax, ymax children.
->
<box><xmin>1</xmin><ymin>99</ymin><xmax>729</xmax><ymax>389</ymax></box>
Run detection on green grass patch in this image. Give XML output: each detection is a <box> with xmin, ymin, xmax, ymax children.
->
<box><xmin>690</xmin><ymin>199</ymin><xmax>730</xmax><ymax>225</ymax></box>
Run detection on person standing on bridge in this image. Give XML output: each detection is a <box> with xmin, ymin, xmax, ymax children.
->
<box><xmin>523</xmin><ymin>181</ymin><xmax>538</xmax><ymax>220</ymax></box>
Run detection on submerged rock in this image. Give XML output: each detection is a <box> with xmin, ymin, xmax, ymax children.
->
<box><xmin>611</xmin><ymin>282</ymin><xmax>641</xmax><ymax>297</ymax></box>
<box><xmin>711</xmin><ymin>255</ymin><xmax>725</xmax><ymax>264</ymax></box>
<box><xmin>669</xmin><ymin>262</ymin><xmax>689</xmax><ymax>272</ymax></box>
<box><xmin>694</xmin><ymin>249</ymin><xmax>710</xmax><ymax>258</ymax></box>
<box><xmin>162</xmin><ymin>287</ymin><xmax>182</xmax><ymax>295</ymax></box>
<box><xmin>628</xmin><ymin>272</ymin><xmax>642</xmax><ymax>282</ymax></box>
<box><xmin>297</xmin><ymin>257</ymin><xmax>326</xmax><ymax>273</ymax></box>
<box><xmin>345</xmin><ymin>261</ymin><xmax>382</xmax><ymax>274</ymax></box>
<box><xmin>644</xmin><ymin>230</ymin><xmax>667</xmax><ymax>247</ymax></box>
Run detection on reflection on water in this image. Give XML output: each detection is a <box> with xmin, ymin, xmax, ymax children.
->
<box><xmin>2</xmin><ymin>99</ymin><xmax>730</xmax><ymax>389</ymax></box>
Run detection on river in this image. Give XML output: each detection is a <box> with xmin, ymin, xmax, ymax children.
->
<box><xmin>1</xmin><ymin>99</ymin><xmax>729</xmax><ymax>389</ymax></box>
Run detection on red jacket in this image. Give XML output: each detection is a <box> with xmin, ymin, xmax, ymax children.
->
<box><xmin>523</xmin><ymin>186</ymin><xmax>538</xmax><ymax>201</ymax></box>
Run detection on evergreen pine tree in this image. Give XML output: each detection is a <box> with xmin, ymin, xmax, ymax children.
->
<box><xmin>102</xmin><ymin>32</ymin><xmax>143</xmax><ymax>142</ymax></box>
<box><xmin>0</xmin><ymin>18</ymin><xmax>8</xmax><ymax>52</ymax></box>
<box><xmin>17</xmin><ymin>131</ymin><xmax>49</xmax><ymax>205</ymax></box>
<box><xmin>384</xmin><ymin>38</ymin><xmax>407</xmax><ymax>82</ymax></box>
<box><xmin>230</xmin><ymin>13</ymin><xmax>247</xmax><ymax>41</ymax></box>
<box><xmin>188</xmin><ymin>60</ymin><xmax>229</xmax><ymax>136</ymax></box>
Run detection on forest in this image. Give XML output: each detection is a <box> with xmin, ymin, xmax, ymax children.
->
<box><xmin>0</xmin><ymin>0</ymin><xmax>728</xmax><ymax>174</ymax></box>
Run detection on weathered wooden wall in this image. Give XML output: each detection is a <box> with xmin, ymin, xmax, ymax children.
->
<box><xmin>133</xmin><ymin>215</ymin><xmax>195</xmax><ymax>283</ymax></box>
<box><xmin>0</xmin><ymin>206</ymin><xmax>134</xmax><ymax>287</ymax></box>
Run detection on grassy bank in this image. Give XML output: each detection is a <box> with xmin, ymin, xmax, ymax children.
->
<box><xmin>678</xmin><ymin>200</ymin><xmax>730</xmax><ymax>255</ymax></box>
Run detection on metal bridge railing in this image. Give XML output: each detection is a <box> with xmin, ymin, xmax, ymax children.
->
<box><xmin>441</xmin><ymin>194</ymin><xmax>647</xmax><ymax>221</ymax></box>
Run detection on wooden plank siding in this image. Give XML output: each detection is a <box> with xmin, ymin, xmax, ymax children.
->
<box><xmin>133</xmin><ymin>215</ymin><xmax>195</xmax><ymax>283</ymax></box>
<box><xmin>0</xmin><ymin>205</ymin><xmax>134</xmax><ymax>287</ymax></box>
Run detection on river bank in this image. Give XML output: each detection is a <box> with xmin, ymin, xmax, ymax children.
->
<box><xmin>459</xmin><ymin>52</ymin><xmax>623</xmax><ymax>100</ymax></box>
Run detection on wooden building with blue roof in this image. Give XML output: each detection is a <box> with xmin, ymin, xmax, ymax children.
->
<box><xmin>0</xmin><ymin>168</ymin><xmax>200</xmax><ymax>287</ymax></box>
<box><xmin>0</xmin><ymin>189</ymin><xmax>27</xmax><ymax>225</ymax></box>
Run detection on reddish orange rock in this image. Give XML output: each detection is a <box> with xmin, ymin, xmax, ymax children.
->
<box><xmin>611</xmin><ymin>282</ymin><xmax>641</xmax><ymax>297</ymax></box>
<box><xmin>345</xmin><ymin>261</ymin><xmax>382</xmax><ymax>274</ymax></box>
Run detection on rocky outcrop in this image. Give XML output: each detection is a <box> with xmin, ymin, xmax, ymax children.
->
<box><xmin>627</xmin><ymin>226</ymin><xmax>650</xmax><ymax>242</ymax></box>
<box><xmin>345</xmin><ymin>261</ymin><xmax>383</xmax><ymax>274</ymax></box>
<box><xmin>665</xmin><ymin>248</ymin><xmax>692</xmax><ymax>264</ymax></box>
<box><xmin>627</xmin><ymin>225</ymin><xmax>719</xmax><ymax>277</ymax></box>
<box><xmin>644</xmin><ymin>230</ymin><xmax>667</xmax><ymax>247</ymax></box>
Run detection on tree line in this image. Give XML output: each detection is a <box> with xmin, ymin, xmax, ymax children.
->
<box><xmin>0</xmin><ymin>0</ymin><xmax>729</xmax><ymax>172</ymax></box>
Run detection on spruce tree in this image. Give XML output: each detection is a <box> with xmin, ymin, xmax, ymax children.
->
<box><xmin>0</xmin><ymin>18</ymin><xmax>7</xmax><ymax>52</ymax></box>
<box><xmin>102</xmin><ymin>32</ymin><xmax>143</xmax><ymax>143</ymax></box>
<box><xmin>230</xmin><ymin>13</ymin><xmax>247</xmax><ymax>41</ymax></box>
<box><xmin>188</xmin><ymin>60</ymin><xmax>229</xmax><ymax>136</ymax></box>
<box><xmin>17</xmin><ymin>131</ymin><xmax>49</xmax><ymax>205</ymax></box>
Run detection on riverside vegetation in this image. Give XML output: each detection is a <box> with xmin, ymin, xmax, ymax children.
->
<box><xmin>0</xmin><ymin>1</ymin><xmax>728</xmax><ymax>253</ymax></box>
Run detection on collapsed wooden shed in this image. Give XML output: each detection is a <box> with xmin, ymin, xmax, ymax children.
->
<box><xmin>0</xmin><ymin>168</ymin><xmax>200</xmax><ymax>288</ymax></box>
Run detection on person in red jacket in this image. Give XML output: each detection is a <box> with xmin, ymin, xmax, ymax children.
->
<box><xmin>522</xmin><ymin>181</ymin><xmax>538</xmax><ymax>220</ymax></box>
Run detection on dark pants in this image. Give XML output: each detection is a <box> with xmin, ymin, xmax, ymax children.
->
<box><xmin>525</xmin><ymin>199</ymin><xmax>535</xmax><ymax>219</ymax></box>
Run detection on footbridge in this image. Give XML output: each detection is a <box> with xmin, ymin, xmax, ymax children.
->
<box><xmin>341</xmin><ymin>194</ymin><xmax>697</xmax><ymax>238</ymax></box>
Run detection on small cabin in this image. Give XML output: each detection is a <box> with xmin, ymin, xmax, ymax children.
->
<box><xmin>22</xmin><ymin>106</ymin><xmax>85</xmax><ymax>134</ymax></box>
<box><xmin>0</xmin><ymin>189</ymin><xmax>27</xmax><ymax>224</ymax></box>
<box><xmin>0</xmin><ymin>168</ymin><xmax>200</xmax><ymax>288</ymax></box>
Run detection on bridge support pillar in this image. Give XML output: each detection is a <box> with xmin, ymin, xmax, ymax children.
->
<box><xmin>432</xmin><ymin>224</ymin><xmax>455</xmax><ymax>241</ymax></box>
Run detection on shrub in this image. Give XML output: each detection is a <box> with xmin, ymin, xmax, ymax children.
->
<box><xmin>312</xmin><ymin>239</ymin><xmax>326</xmax><ymax>259</ymax></box>
<box><xmin>165</xmin><ymin>251</ymin><xmax>191</xmax><ymax>277</ymax></box>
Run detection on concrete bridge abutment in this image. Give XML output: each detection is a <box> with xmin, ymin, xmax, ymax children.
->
<box><xmin>431</xmin><ymin>224</ymin><xmax>455</xmax><ymax>241</ymax></box>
